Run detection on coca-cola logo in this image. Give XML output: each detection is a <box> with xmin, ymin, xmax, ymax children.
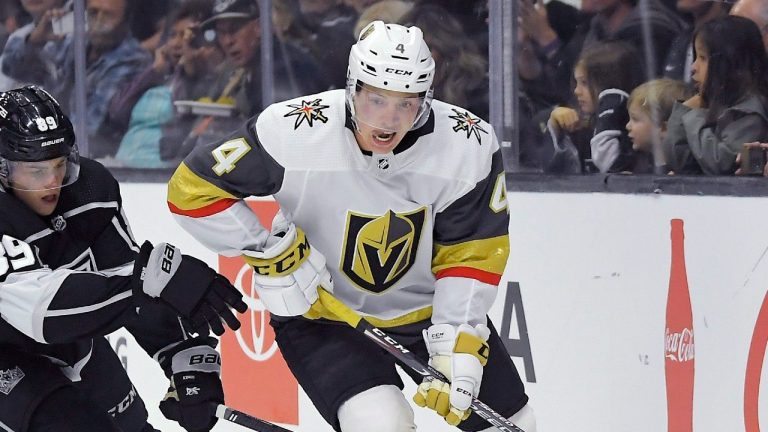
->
<box><xmin>665</xmin><ymin>327</ymin><xmax>695</xmax><ymax>362</ymax></box>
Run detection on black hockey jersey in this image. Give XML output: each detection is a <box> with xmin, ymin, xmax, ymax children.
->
<box><xmin>0</xmin><ymin>158</ymin><xmax>190</xmax><ymax>377</ymax></box>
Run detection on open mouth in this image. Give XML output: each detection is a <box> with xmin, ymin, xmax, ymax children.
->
<box><xmin>371</xmin><ymin>131</ymin><xmax>396</xmax><ymax>147</ymax></box>
<box><xmin>229</xmin><ymin>49</ymin><xmax>244</xmax><ymax>61</ymax></box>
<box><xmin>41</xmin><ymin>193</ymin><xmax>58</xmax><ymax>204</ymax></box>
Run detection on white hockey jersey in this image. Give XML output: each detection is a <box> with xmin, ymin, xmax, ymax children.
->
<box><xmin>168</xmin><ymin>89</ymin><xmax>509</xmax><ymax>327</ymax></box>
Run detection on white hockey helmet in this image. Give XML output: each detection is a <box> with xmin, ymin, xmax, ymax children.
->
<box><xmin>346</xmin><ymin>21</ymin><xmax>436</xmax><ymax>132</ymax></box>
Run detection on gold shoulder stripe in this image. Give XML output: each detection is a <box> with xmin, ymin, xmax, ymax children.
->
<box><xmin>168</xmin><ymin>162</ymin><xmax>238</xmax><ymax>212</ymax></box>
<box><xmin>432</xmin><ymin>235</ymin><xmax>510</xmax><ymax>276</ymax></box>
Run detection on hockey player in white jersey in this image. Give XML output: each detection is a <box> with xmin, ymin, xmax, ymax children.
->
<box><xmin>168</xmin><ymin>21</ymin><xmax>536</xmax><ymax>431</ymax></box>
<box><xmin>0</xmin><ymin>86</ymin><xmax>247</xmax><ymax>432</ymax></box>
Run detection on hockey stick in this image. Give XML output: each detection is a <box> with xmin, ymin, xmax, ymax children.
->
<box><xmin>215</xmin><ymin>404</ymin><xmax>295</xmax><ymax>432</ymax></box>
<box><xmin>316</xmin><ymin>289</ymin><xmax>526</xmax><ymax>432</ymax></box>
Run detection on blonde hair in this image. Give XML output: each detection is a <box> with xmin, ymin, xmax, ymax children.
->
<box><xmin>353</xmin><ymin>1</ymin><xmax>415</xmax><ymax>38</ymax></box>
<box><xmin>628</xmin><ymin>79</ymin><xmax>693</xmax><ymax>125</ymax></box>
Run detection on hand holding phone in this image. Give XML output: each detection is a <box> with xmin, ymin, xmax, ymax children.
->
<box><xmin>740</xmin><ymin>143</ymin><xmax>768</xmax><ymax>176</ymax></box>
<box><xmin>51</xmin><ymin>11</ymin><xmax>75</xmax><ymax>36</ymax></box>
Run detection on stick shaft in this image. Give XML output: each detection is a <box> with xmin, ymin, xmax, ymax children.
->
<box><xmin>318</xmin><ymin>289</ymin><xmax>525</xmax><ymax>432</ymax></box>
<box><xmin>215</xmin><ymin>404</ymin><xmax>295</xmax><ymax>432</ymax></box>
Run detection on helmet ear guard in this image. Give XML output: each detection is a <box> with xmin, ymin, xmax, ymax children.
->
<box><xmin>346</xmin><ymin>21</ymin><xmax>436</xmax><ymax>131</ymax></box>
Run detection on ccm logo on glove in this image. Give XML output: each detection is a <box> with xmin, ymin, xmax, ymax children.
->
<box><xmin>252</xmin><ymin>230</ymin><xmax>311</xmax><ymax>276</ymax></box>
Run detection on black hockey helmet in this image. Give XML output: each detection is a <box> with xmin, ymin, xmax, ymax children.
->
<box><xmin>0</xmin><ymin>86</ymin><xmax>80</xmax><ymax>191</ymax></box>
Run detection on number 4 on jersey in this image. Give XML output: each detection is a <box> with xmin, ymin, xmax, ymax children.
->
<box><xmin>490</xmin><ymin>173</ymin><xmax>508</xmax><ymax>213</ymax></box>
<box><xmin>0</xmin><ymin>235</ymin><xmax>36</xmax><ymax>277</ymax></box>
<box><xmin>211</xmin><ymin>138</ymin><xmax>251</xmax><ymax>176</ymax></box>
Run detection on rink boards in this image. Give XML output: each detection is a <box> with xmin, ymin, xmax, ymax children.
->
<box><xmin>111</xmin><ymin>184</ymin><xmax>768</xmax><ymax>431</ymax></box>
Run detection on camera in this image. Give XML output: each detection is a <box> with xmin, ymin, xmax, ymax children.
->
<box><xmin>190</xmin><ymin>28</ymin><xmax>216</xmax><ymax>48</ymax></box>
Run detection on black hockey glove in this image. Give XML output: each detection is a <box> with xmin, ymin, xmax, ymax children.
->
<box><xmin>132</xmin><ymin>241</ymin><xmax>248</xmax><ymax>336</ymax></box>
<box><xmin>159</xmin><ymin>339</ymin><xmax>223</xmax><ymax>432</ymax></box>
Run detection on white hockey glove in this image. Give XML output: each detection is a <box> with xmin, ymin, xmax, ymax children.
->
<box><xmin>243</xmin><ymin>213</ymin><xmax>332</xmax><ymax>317</ymax></box>
<box><xmin>413</xmin><ymin>323</ymin><xmax>491</xmax><ymax>426</ymax></box>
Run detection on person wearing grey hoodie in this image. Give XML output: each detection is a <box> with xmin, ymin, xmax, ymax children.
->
<box><xmin>665</xmin><ymin>16</ymin><xmax>768</xmax><ymax>174</ymax></box>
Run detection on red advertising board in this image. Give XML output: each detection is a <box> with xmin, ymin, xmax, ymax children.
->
<box><xmin>218</xmin><ymin>201</ymin><xmax>299</xmax><ymax>425</ymax></box>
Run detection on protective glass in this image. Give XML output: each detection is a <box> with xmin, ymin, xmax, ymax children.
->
<box><xmin>350</xmin><ymin>85</ymin><xmax>428</xmax><ymax>133</ymax></box>
<box><xmin>4</xmin><ymin>151</ymin><xmax>80</xmax><ymax>192</ymax></box>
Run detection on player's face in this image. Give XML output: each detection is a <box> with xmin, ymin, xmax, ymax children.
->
<box><xmin>352</xmin><ymin>85</ymin><xmax>422</xmax><ymax>154</ymax></box>
<box><xmin>626</xmin><ymin>102</ymin><xmax>656</xmax><ymax>152</ymax></box>
<box><xmin>9</xmin><ymin>157</ymin><xmax>68</xmax><ymax>216</ymax></box>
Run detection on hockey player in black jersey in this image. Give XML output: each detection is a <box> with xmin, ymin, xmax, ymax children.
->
<box><xmin>0</xmin><ymin>86</ymin><xmax>247</xmax><ymax>431</ymax></box>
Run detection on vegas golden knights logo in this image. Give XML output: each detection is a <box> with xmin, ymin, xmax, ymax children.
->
<box><xmin>341</xmin><ymin>208</ymin><xmax>426</xmax><ymax>293</ymax></box>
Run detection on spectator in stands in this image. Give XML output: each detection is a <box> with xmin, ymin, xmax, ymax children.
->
<box><xmin>353</xmin><ymin>0</ymin><xmax>413</xmax><ymax>38</ymax></box>
<box><xmin>295</xmin><ymin>0</ymin><xmax>357</xmax><ymax>89</ymax></box>
<box><xmin>0</xmin><ymin>0</ymin><xmax>60</xmax><ymax>91</ymax></box>
<box><xmin>343</xmin><ymin>0</ymin><xmax>383</xmax><ymax>14</ymax></box>
<box><xmin>626</xmin><ymin>78</ymin><xmax>693</xmax><ymax>174</ymax></box>
<box><xmin>130</xmin><ymin>0</ymin><xmax>173</xmax><ymax>53</ymax></box>
<box><xmin>517</xmin><ymin>0</ymin><xmax>589</xmax><ymax>112</ymax></box>
<box><xmin>580</xmin><ymin>0</ymin><xmax>685</xmax><ymax>78</ymax></box>
<box><xmin>546</xmin><ymin>42</ymin><xmax>644</xmax><ymax>173</ymax></box>
<box><xmin>414</xmin><ymin>0</ymin><xmax>488</xmax><ymax>49</ymax></box>
<box><xmin>663</xmin><ymin>0</ymin><xmax>730</xmax><ymax>85</ymax></box>
<box><xmin>731</xmin><ymin>0</ymin><xmax>768</xmax><ymax>52</ymax></box>
<box><xmin>0</xmin><ymin>0</ymin><xmax>30</xmax><ymax>53</ymax></box>
<box><xmin>519</xmin><ymin>0</ymin><xmax>683</xmax><ymax>116</ymax></box>
<box><xmin>402</xmin><ymin>4</ymin><xmax>489</xmax><ymax>119</ymax></box>
<box><xmin>1</xmin><ymin>0</ymin><xmax>150</xmax><ymax>159</ymax></box>
<box><xmin>665</xmin><ymin>16</ymin><xmax>768</xmax><ymax>175</ymax></box>
<box><xmin>272</xmin><ymin>0</ymin><xmax>306</xmax><ymax>42</ymax></box>
<box><xmin>160</xmin><ymin>0</ymin><xmax>326</xmax><ymax>163</ymax></box>
<box><xmin>109</xmin><ymin>0</ymin><xmax>216</xmax><ymax>168</ymax></box>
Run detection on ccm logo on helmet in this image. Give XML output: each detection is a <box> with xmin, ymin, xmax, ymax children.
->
<box><xmin>385</xmin><ymin>68</ymin><xmax>413</xmax><ymax>76</ymax></box>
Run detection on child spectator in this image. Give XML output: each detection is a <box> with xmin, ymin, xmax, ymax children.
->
<box><xmin>547</xmin><ymin>41</ymin><xmax>644</xmax><ymax>173</ymax></box>
<box><xmin>665</xmin><ymin>16</ymin><xmax>768</xmax><ymax>174</ymax></box>
<box><xmin>626</xmin><ymin>79</ymin><xmax>693</xmax><ymax>174</ymax></box>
